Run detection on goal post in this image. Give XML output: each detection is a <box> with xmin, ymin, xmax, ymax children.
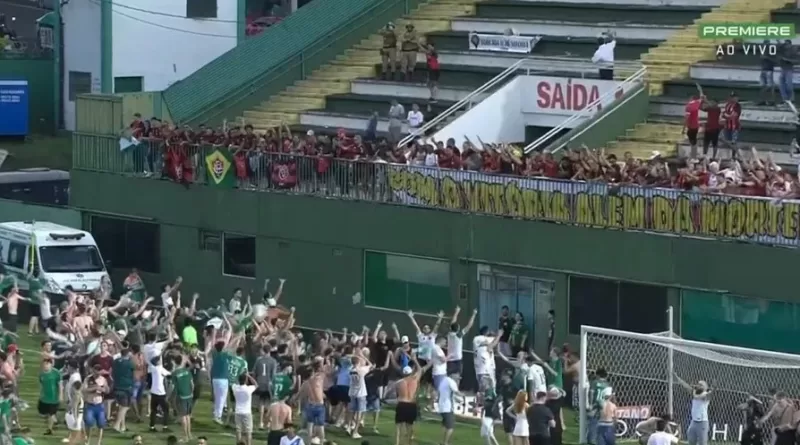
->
<box><xmin>579</xmin><ymin>322</ymin><xmax>800</xmax><ymax>444</ymax></box>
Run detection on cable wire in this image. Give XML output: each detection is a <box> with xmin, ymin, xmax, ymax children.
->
<box><xmin>98</xmin><ymin>0</ymin><xmax>241</xmax><ymax>24</ymax></box>
<box><xmin>86</xmin><ymin>0</ymin><xmax>237</xmax><ymax>38</ymax></box>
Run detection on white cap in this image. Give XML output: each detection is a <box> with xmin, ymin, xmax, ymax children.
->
<box><xmin>206</xmin><ymin>317</ymin><xmax>224</xmax><ymax>329</ymax></box>
<box><xmin>116</xmin><ymin>329</ymin><xmax>127</xmax><ymax>337</ymax></box>
<box><xmin>361</xmin><ymin>347</ymin><xmax>370</xmax><ymax>356</ymax></box>
<box><xmin>141</xmin><ymin>309</ymin><xmax>153</xmax><ymax>319</ymax></box>
<box><xmin>310</xmin><ymin>438</ymin><xmax>322</xmax><ymax>445</ymax></box>
<box><xmin>402</xmin><ymin>366</ymin><xmax>413</xmax><ymax>375</ymax></box>
<box><xmin>649</xmin><ymin>150</ymin><xmax>661</xmax><ymax>160</ymax></box>
<box><xmin>400</xmin><ymin>335</ymin><xmax>409</xmax><ymax>343</ymax></box>
<box><xmin>266</xmin><ymin>298</ymin><xmax>277</xmax><ymax>307</ymax></box>
<box><xmin>306</xmin><ymin>130</ymin><xmax>315</xmax><ymax>136</ymax></box>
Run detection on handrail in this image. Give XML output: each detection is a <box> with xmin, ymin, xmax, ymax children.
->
<box><xmin>397</xmin><ymin>58</ymin><xmax>531</xmax><ymax>147</ymax></box>
<box><xmin>523</xmin><ymin>65</ymin><xmax>648</xmax><ymax>154</ymax></box>
<box><xmin>176</xmin><ymin>0</ymin><xmax>415</xmax><ymax>124</ymax></box>
<box><xmin>547</xmin><ymin>83</ymin><xmax>646</xmax><ymax>154</ymax></box>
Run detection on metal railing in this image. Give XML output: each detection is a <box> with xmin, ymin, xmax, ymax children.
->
<box><xmin>75</xmin><ymin>139</ymin><xmax>800</xmax><ymax>248</ymax></box>
<box><xmin>397</xmin><ymin>58</ymin><xmax>530</xmax><ymax>147</ymax></box>
<box><xmin>523</xmin><ymin>66</ymin><xmax>648</xmax><ymax>154</ymax></box>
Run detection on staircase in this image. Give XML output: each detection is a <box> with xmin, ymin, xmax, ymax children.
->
<box><xmin>606</xmin><ymin>0</ymin><xmax>790</xmax><ymax>159</ymax></box>
<box><xmin>241</xmin><ymin>0</ymin><xmax>478</xmax><ymax>131</ymax></box>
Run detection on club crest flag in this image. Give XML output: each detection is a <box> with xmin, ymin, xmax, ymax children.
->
<box><xmin>204</xmin><ymin>148</ymin><xmax>235</xmax><ymax>188</ymax></box>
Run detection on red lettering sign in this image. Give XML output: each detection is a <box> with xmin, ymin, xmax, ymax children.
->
<box><xmin>536</xmin><ymin>79</ymin><xmax>625</xmax><ymax>113</ymax></box>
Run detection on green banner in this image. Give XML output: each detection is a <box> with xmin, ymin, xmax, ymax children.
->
<box><xmin>204</xmin><ymin>149</ymin><xmax>236</xmax><ymax>188</ymax></box>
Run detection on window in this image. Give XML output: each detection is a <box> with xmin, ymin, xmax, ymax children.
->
<box><xmin>114</xmin><ymin>76</ymin><xmax>143</xmax><ymax>93</ymax></box>
<box><xmin>222</xmin><ymin>233</ymin><xmax>255</xmax><ymax>278</ymax></box>
<box><xmin>682</xmin><ymin>291</ymin><xmax>800</xmax><ymax>353</ymax></box>
<box><xmin>0</xmin><ymin>240</ymin><xmax>28</xmax><ymax>271</ymax></box>
<box><xmin>568</xmin><ymin>276</ymin><xmax>668</xmax><ymax>335</ymax></box>
<box><xmin>89</xmin><ymin>215</ymin><xmax>160</xmax><ymax>273</ymax></box>
<box><xmin>68</xmin><ymin>71</ymin><xmax>91</xmax><ymax>101</ymax></box>
<box><xmin>363</xmin><ymin>251</ymin><xmax>450</xmax><ymax>314</ymax></box>
<box><xmin>39</xmin><ymin>245</ymin><xmax>104</xmax><ymax>273</ymax></box>
<box><xmin>186</xmin><ymin>0</ymin><xmax>217</xmax><ymax>18</ymax></box>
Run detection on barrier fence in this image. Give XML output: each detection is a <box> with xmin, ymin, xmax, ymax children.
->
<box><xmin>76</xmin><ymin>139</ymin><xmax>800</xmax><ymax>247</ymax></box>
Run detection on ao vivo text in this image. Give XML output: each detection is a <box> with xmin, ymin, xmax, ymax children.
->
<box><xmin>535</xmin><ymin>79</ymin><xmax>624</xmax><ymax>112</ymax></box>
<box><xmin>715</xmin><ymin>43</ymin><xmax>778</xmax><ymax>56</ymax></box>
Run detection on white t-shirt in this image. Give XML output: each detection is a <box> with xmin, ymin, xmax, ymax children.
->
<box><xmin>648</xmin><ymin>431</ymin><xmax>679</xmax><ymax>445</ymax></box>
<box><xmin>525</xmin><ymin>363</ymin><xmax>547</xmax><ymax>394</ymax></box>
<box><xmin>424</xmin><ymin>153</ymin><xmax>438</xmax><ymax>167</ymax></box>
<box><xmin>473</xmin><ymin>335</ymin><xmax>495</xmax><ymax>375</ymax></box>
<box><xmin>348</xmin><ymin>365</ymin><xmax>369</xmax><ymax>398</ymax></box>
<box><xmin>280</xmin><ymin>436</ymin><xmax>305</xmax><ymax>445</ymax></box>
<box><xmin>161</xmin><ymin>291</ymin><xmax>173</xmax><ymax>307</ymax></box>
<box><xmin>436</xmin><ymin>376</ymin><xmax>459</xmax><ymax>413</ymax></box>
<box><xmin>143</xmin><ymin>341</ymin><xmax>168</xmax><ymax>363</ymax></box>
<box><xmin>431</xmin><ymin>344</ymin><xmax>447</xmax><ymax>376</ymax></box>
<box><xmin>148</xmin><ymin>364</ymin><xmax>171</xmax><ymax>396</ymax></box>
<box><xmin>691</xmin><ymin>396</ymin><xmax>709</xmax><ymax>422</ymax></box>
<box><xmin>447</xmin><ymin>331</ymin><xmax>463</xmax><ymax>361</ymax></box>
<box><xmin>407</xmin><ymin>110</ymin><xmax>424</xmax><ymax>128</ymax></box>
<box><xmin>417</xmin><ymin>333</ymin><xmax>435</xmax><ymax>361</ymax></box>
<box><xmin>39</xmin><ymin>294</ymin><xmax>52</xmax><ymax>319</ymax></box>
<box><xmin>67</xmin><ymin>372</ymin><xmax>82</xmax><ymax>404</ymax></box>
<box><xmin>592</xmin><ymin>40</ymin><xmax>616</xmax><ymax>67</ymax></box>
<box><xmin>229</xmin><ymin>298</ymin><xmax>242</xmax><ymax>313</ymax></box>
<box><xmin>232</xmin><ymin>384</ymin><xmax>256</xmax><ymax>414</ymax></box>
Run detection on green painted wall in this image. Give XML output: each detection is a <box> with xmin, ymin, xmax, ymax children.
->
<box><xmin>0</xmin><ymin>199</ymin><xmax>80</xmax><ymax>227</ymax></box>
<box><xmin>70</xmin><ymin>171</ymin><xmax>800</xmax><ymax>323</ymax></box>
<box><xmin>0</xmin><ymin>59</ymin><xmax>56</xmax><ymax>134</ymax></box>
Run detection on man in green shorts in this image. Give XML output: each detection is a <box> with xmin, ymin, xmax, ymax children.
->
<box><xmin>38</xmin><ymin>358</ymin><xmax>61</xmax><ymax>435</ymax></box>
<box><xmin>172</xmin><ymin>358</ymin><xmax>195</xmax><ymax>442</ymax></box>
<box><xmin>0</xmin><ymin>388</ymin><xmax>14</xmax><ymax>441</ymax></box>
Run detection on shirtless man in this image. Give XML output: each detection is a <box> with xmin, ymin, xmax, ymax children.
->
<box><xmin>72</xmin><ymin>305</ymin><xmax>94</xmax><ymax>339</ymax></box>
<box><xmin>393</xmin><ymin>354</ymin><xmax>431</xmax><ymax>445</ymax></box>
<box><xmin>300</xmin><ymin>359</ymin><xmax>327</xmax><ymax>442</ymax></box>
<box><xmin>266</xmin><ymin>394</ymin><xmax>292</xmax><ymax>445</ymax></box>
<box><xmin>597</xmin><ymin>388</ymin><xmax>617</xmax><ymax>445</ymax></box>
<box><xmin>759</xmin><ymin>391</ymin><xmax>796</xmax><ymax>445</ymax></box>
<box><xmin>3</xmin><ymin>284</ymin><xmax>27</xmax><ymax>333</ymax></box>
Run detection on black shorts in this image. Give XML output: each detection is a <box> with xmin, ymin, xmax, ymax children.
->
<box><xmin>326</xmin><ymin>385</ymin><xmax>350</xmax><ymax>406</ymax></box>
<box><xmin>114</xmin><ymin>389</ymin><xmax>132</xmax><ymax>407</ymax></box>
<box><xmin>267</xmin><ymin>430</ymin><xmax>285</xmax><ymax>445</ymax></box>
<box><xmin>530</xmin><ymin>435</ymin><xmax>551</xmax><ymax>445</ymax></box>
<box><xmin>503</xmin><ymin>412</ymin><xmax>516</xmax><ymax>433</ymax></box>
<box><xmin>686</xmin><ymin>128</ymin><xmax>699</xmax><ymax>145</ymax></box>
<box><xmin>5</xmin><ymin>315</ymin><xmax>17</xmax><ymax>333</ymax></box>
<box><xmin>428</xmin><ymin>69</ymin><xmax>440</xmax><ymax>82</ymax></box>
<box><xmin>38</xmin><ymin>400</ymin><xmax>59</xmax><ymax>416</ymax></box>
<box><xmin>418</xmin><ymin>359</ymin><xmax>433</xmax><ymax>384</ymax></box>
<box><xmin>255</xmin><ymin>388</ymin><xmax>271</xmax><ymax>403</ymax></box>
<box><xmin>446</xmin><ymin>360</ymin><xmax>462</xmax><ymax>376</ymax></box>
<box><xmin>703</xmin><ymin>129</ymin><xmax>720</xmax><ymax>150</ymax></box>
<box><xmin>395</xmin><ymin>401</ymin><xmax>418</xmax><ymax>425</ymax></box>
<box><xmin>440</xmin><ymin>412</ymin><xmax>455</xmax><ymax>429</ymax></box>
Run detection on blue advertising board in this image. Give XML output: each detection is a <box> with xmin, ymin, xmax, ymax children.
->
<box><xmin>0</xmin><ymin>80</ymin><xmax>29</xmax><ymax>136</ymax></box>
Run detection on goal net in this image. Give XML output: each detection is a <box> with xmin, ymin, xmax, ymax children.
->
<box><xmin>579</xmin><ymin>325</ymin><xmax>800</xmax><ymax>444</ymax></box>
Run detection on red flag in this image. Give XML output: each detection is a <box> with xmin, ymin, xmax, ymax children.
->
<box><xmin>271</xmin><ymin>160</ymin><xmax>297</xmax><ymax>188</ymax></box>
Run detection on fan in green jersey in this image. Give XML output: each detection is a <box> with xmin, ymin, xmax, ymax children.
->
<box><xmin>227</xmin><ymin>347</ymin><xmax>248</xmax><ymax>384</ymax></box>
<box><xmin>271</xmin><ymin>365</ymin><xmax>294</xmax><ymax>402</ymax></box>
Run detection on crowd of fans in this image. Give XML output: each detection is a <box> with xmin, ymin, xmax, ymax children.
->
<box><xmin>125</xmin><ymin>87</ymin><xmax>798</xmax><ymax>200</ymax></box>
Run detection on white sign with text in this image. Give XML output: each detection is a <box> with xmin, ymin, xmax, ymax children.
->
<box><xmin>432</xmin><ymin>75</ymin><xmax>627</xmax><ymax>148</ymax></box>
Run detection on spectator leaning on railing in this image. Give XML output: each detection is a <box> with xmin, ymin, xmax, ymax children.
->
<box><xmin>123</xmin><ymin>115</ymin><xmax>800</xmax><ymax>200</ymax></box>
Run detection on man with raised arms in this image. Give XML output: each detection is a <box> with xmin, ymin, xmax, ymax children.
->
<box><xmin>266</xmin><ymin>392</ymin><xmax>292</xmax><ymax>445</ymax></box>
<box><xmin>300</xmin><ymin>358</ymin><xmax>327</xmax><ymax>443</ymax></box>
<box><xmin>393</xmin><ymin>353</ymin><xmax>431</xmax><ymax>445</ymax></box>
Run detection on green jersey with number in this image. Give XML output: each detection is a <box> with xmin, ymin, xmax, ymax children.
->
<box><xmin>590</xmin><ymin>379</ymin><xmax>609</xmax><ymax>411</ymax></box>
<box><xmin>172</xmin><ymin>368</ymin><xmax>194</xmax><ymax>400</ymax></box>
<box><xmin>271</xmin><ymin>374</ymin><xmax>293</xmax><ymax>400</ymax></box>
<box><xmin>228</xmin><ymin>356</ymin><xmax>248</xmax><ymax>383</ymax></box>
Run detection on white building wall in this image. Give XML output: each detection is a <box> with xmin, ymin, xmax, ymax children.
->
<box><xmin>111</xmin><ymin>0</ymin><xmax>238</xmax><ymax>92</ymax></box>
<box><xmin>62</xmin><ymin>0</ymin><xmax>102</xmax><ymax>131</ymax></box>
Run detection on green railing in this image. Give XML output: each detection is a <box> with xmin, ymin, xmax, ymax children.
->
<box><xmin>169</xmin><ymin>0</ymin><xmax>424</xmax><ymax>126</ymax></box>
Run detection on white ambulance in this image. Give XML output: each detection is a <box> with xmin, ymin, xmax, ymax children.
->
<box><xmin>0</xmin><ymin>221</ymin><xmax>109</xmax><ymax>294</ymax></box>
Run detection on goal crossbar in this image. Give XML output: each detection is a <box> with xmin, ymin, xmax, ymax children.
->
<box><xmin>578</xmin><ymin>324</ymin><xmax>800</xmax><ymax>444</ymax></box>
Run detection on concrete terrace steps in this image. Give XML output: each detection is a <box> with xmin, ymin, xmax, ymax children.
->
<box><xmin>237</xmin><ymin>0</ymin><xmax>461</xmax><ymax>129</ymax></box>
<box><xmin>604</xmin><ymin>0</ymin><xmax>788</xmax><ymax>159</ymax></box>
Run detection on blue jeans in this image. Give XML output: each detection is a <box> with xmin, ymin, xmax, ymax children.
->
<box><xmin>779</xmin><ymin>67</ymin><xmax>794</xmax><ymax>101</ymax></box>
<box><xmin>597</xmin><ymin>423</ymin><xmax>616</xmax><ymax>445</ymax></box>
<box><xmin>687</xmin><ymin>420</ymin><xmax>709</xmax><ymax>445</ymax></box>
<box><xmin>587</xmin><ymin>414</ymin><xmax>599</xmax><ymax>444</ymax></box>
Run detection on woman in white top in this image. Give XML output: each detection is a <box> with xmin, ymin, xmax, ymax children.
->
<box><xmin>506</xmin><ymin>390</ymin><xmax>530</xmax><ymax>445</ymax></box>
